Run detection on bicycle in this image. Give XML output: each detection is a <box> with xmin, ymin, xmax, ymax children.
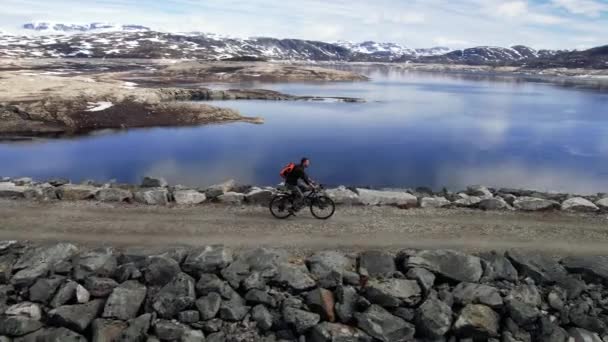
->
<box><xmin>269</xmin><ymin>184</ymin><xmax>336</xmax><ymax>219</ymax></box>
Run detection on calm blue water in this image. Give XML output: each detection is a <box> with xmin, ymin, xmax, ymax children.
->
<box><xmin>2</xmin><ymin>66</ymin><xmax>608</xmax><ymax>193</ymax></box>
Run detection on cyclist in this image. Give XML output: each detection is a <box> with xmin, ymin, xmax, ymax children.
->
<box><xmin>284</xmin><ymin>157</ymin><xmax>315</xmax><ymax>212</ymax></box>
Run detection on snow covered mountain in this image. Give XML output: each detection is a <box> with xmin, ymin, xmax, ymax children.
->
<box><xmin>0</xmin><ymin>26</ymin><xmax>605</xmax><ymax>68</ymax></box>
<box><xmin>334</xmin><ymin>41</ymin><xmax>450</xmax><ymax>61</ymax></box>
<box><xmin>21</xmin><ymin>22</ymin><xmax>150</xmax><ymax>33</ymax></box>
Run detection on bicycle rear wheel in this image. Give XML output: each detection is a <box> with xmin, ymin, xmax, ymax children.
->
<box><xmin>310</xmin><ymin>196</ymin><xmax>335</xmax><ymax>219</ymax></box>
<box><xmin>269</xmin><ymin>195</ymin><xmax>293</xmax><ymax>219</ymax></box>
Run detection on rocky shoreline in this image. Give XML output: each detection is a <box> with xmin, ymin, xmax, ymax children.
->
<box><xmin>1</xmin><ymin>176</ymin><xmax>607</xmax><ymax>214</ymax></box>
<box><xmin>1</xmin><ymin>240</ymin><xmax>608</xmax><ymax>341</ymax></box>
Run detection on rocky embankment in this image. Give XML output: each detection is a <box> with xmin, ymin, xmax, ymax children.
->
<box><xmin>1</xmin><ymin>176</ymin><xmax>607</xmax><ymax>214</ymax></box>
<box><xmin>1</xmin><ymin>241</ymin><xmax>608</xmax><ymax>341</ymax></box>
<box><xmin>0</xmin><ymin>61</ymin><xmax>366</xmax><ymax>138</ymax></box>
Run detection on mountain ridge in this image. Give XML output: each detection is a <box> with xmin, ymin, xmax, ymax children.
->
<box><xmin>0</xmin><ymin>25</ymin><xmax>606</xmax><ymax>69</ymax></box>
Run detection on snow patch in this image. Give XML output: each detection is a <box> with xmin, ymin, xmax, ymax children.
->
<box><xmin>86</xmin><ymin>101</ymin><xmax>114</xmax><ymax>112</ymax></box>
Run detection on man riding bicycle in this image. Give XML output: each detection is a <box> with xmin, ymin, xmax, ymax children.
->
<box><xmin>283</xmin><ymin>157</ymin><xmax>316</xmax><ymax>212</ymax></box>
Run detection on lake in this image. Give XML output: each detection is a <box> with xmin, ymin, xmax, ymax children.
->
<box><xmin>2</xmin><ymin>66</ymin><xmax>608</xmax><ymax>193</ymax></box>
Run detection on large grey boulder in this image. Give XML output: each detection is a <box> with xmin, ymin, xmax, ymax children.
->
<box><xmin>508</xmin><ymin>284</ymin><xmax>542</xmax><ymax>307</ymax></box>
<box><xmin>453</xmin><ymin>283</ymin><xmax>503</xmax><ymax>308</ymax></box>
<box><xmin>50</xmin><ymin>281</ymin><xmax>79</xmax><ymax>308</ymax></box>
<box><xmin>141</xmin><ymin>177</ymin><xmax>168</xmax><ymax>188</ymax></box>
<box><xmin>506</xmin><ymin>250</ymin><xmax>567</xmax><ymax>284</ymax></box>
<box><xmin>48</xmin><ymin>299</ymin><xmax>105</xmax><ymax>332</ymax></box>
<box><xmin>358</xmin><ymin>250</ymin><xmax>396</xmax><ymax>278</ymax></box>
<box><xmin>245</xmin><ymin>188</ymin><xmax>274</xmax><ymax>206</ymax></box>
<box><xmin>251</xmin><ymin>305</ymin><xmax>273</xmax><ymax>331</ymax></box>
<box><xmin>154</xmin><ymin>319</ymin><xmax>190</xmax><ymax>341</ymax></box>
<box><xmin>57</xmin><ymin>184</ymin><xmax>98</xmax><ymax>200</ymax></box>
<box><xmin>204</xmin><ymin>179</ymin><xmax>236</xmax><ymax>198</ymax></box>
<box><xmin>306</xmin><ymin>288</ymin><xmax>336</xmax><ymax>322</ymax></box>
<box><xmin>152</xmin><ymin>272</ymin><xmax>196</xmax><ymax>318</ymax></box>
<box><xmin>12</xmin><ymin>243</ymin><xmax>79</xmax><ymax>286</ymax></box>
<box><xmin>478</xmin><ymin>197</ymin><xmax>511</xmax><ymax>210</ymax></box>
<box><xmin>196</xmin><ymin>292</ymin><xmax>222</xmax><ymax>320</ymax></box>
<box><xmin>102</xmin><ymin>281</ymin><xmax>147</xmax><ymax>320</ymax></box>
<box><xmin>195</xmin><ymin>273</ymin><xmax>229</xmax><ymax>298</ymax></box>
<box><xmin>562</xmin><ymin>197</ymin><xmax>599</xmax><ymax>212</ymax></box>
<box><xmin>182</xmin><ymin>246</ymin><xmax>233</xmax><ymax>276</ymax></box>
<box><xmin>274</xmin><ymin>263</ymin><xmax>316</xmax><ymax>291</ymax></box>
<box><xmin>307</xmin><ymin>251</ymin><xmax>353</xmax><ymax>288</ymax></box>
<box><xmin>117</xmin><ymin>313</ymin><xmax>151</xmax><ymax>341</ymax></box>
<box><xmin>335</xmin><ymin>286</ymin><xmax>358</xmax><ymax>324</ymax></box>
<box><xmin>363</xmin><ymin>279</ymin><xmax>422</xmax><ymax>308</ymax></box>
<box><xmin>173</xmin><ymin>190</ymin><xmax>206</xmax><ymax>205</ymax></box>
<box><xmin>0</xmin><ymin>182</ymin><xmax>27</xmax><ymax>199</ymax></box>
<box><xmin>217</xmin><ymin>192</ymin><xmax>245</xmax><ymax>204</ymax></box>
<box><xmin>453</xmin><ymin>195</ymin><xmax>482</xmax><ymax>208</ymax></box>
<box><xmin>479</xmin><ymin>251</ymin><xmax>518</xmax><ymax>282</ymax></box>
<box><xmin>405</xmin><ymin>268</ymin><xmax>435</xmax><ymax>294</ymax></box>
<box><xmin>467</xmin><ymin>185</ymin><xmax>493</xmax><ymax>198</ymax></box>
<box><xmin>29</xmin><ymin>276</ymin><xmax>65</xmax><ymax>304</ymax></box>
<box><xmin>0</xmin><ymin>316</ymin><xmax>43</xmax><ymax>336</ymax></box>
<box><xmin>416</xmin><ymin>297</ymin><xmax>452</xmax><ymax>338</ymax></box>
<box><xmin>143</xmin><ymin>256</ymin><xmax>181</xmax><ymax>286</ymax></box>
<box><xmin>354</xmin><ymin>305</ymin><xmax>415</xmax><ymax>342</ymax></box>
<box><xmin>220</xmin><ymin>259</ymin><xmax>251</xmax><ymax>289</ymax></box>
<box><xmin>406</xmin><ymin>249</ymin><xmax>483</xmax><ymax>283</ymax></box>
<box><xmin>283</xmin><ymin>307</ymin><xmax>321</xmax><ymax>334</ymax></box>
<box><xmin>356</xmin><ymin>189</ymin><xmax>418</xmax><ymax>207</ymax></box>
<box><xmin>245</xmin><ymin>289</ymin><xmax>276</xmax><ymax>308</ymax></box>
<box><xmin>95</xmin><ymin>188</ymin><xmax>133</xmax><ymax>202</ymax></box>
<box><xmin>133</xmin><ymin>188</ymin><xmax>170</xmax><ymax>205</ymax></box>
<box><xmin>91</xmin><ymin>319</ymin><xmax>127</xmax><ymax>342</ymax></box>
<box><xmin>73</xmin><ymin>248</ymin><xmax>117</xmax><ymax>280</ymax></box>
<box><xmin>596</xmin><ymin>198</ymin><xmax>608</xmax><ymax>211</ymax></box>
<box><xmin>514</xmin><ymin>197</ymin><xmax>560</xmax><ymax>211</ymax></box>
<box><xmin>453</xmin><ymin>304</ymin><xmax>499</xmax><ymax>338</ymax></box>
<box><xmin>219</xmin><ymin>295</ymin><xmax>249</xmax><ymax>321</ymax></box>
<box><xmin>5</xmin><ymin>302</ymin><xmax>42</xmax><ymax>320</ymax></box>
<box><xmin>308</xmin><ymin>322</ymin><xmax>372</xmax><ymax>342</ymax></box>
<box><xmin>420</xmin><ymin>197</ymin><xmax>451</xmax><ymax>208</ymax></box>
<box><xmin>0</xmin><ymin>252</ymin><xmax>16</xmax><ymax>283</ymax></box>
<box><xmin>561</xmin><ymin>255</ymin><xmax>608</xmax><ymax>283</ymax></box>
<box><xmin>506</xmin><ymin>299</ymin><xmax>540</xmax><ymax>325</ymax></box>
<box><xmin>84</xmin><ymin>277</ymin><xmax>118</xmax><ymax>298</ymax></box>
<box><xmin>325</xmin><ymin>187</ymin><xmax>362</xmax><ymax>205</ymax></box>
<box><xmin>24</xmin><ymin>183</ymin><xmax>58</xmax><ymax>201</ymax></box>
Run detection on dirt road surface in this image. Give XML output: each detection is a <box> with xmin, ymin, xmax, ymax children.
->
<box><xmin>1</xmin><ymin>199</ymin><xmax>607</xmax><ymax>255</ymax></box>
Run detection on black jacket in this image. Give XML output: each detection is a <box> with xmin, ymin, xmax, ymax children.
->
<box><xmin>285</xmin><ymin>165</ymin><xmax>311</xmax><ymax>186</ymax></box>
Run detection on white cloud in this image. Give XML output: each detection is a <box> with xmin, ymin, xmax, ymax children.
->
<box><xmin>433</xmin><ymin>37</ymin><xmax>472</xmax><ymax>47</ymax></box>
<box><xmin>552</xmin><ymin>0</ymin><xmax>608</xmax><ymax>17</ymax></box>
<box><xmin>497</xmin><ymin>1</ymin><xmax>528</xmax><ymax>17</ymax></box>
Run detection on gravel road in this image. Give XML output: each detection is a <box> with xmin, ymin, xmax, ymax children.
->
<box><xmin>0</xmin><ymin>199</ymin><xmax>607</xmax><ymax>255</ymax></box>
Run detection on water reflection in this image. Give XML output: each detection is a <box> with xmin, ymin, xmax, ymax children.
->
<box><xmin>1</xmin><ymin>66</ymin><xmax>607</xmax><ymax>194</ymax></box>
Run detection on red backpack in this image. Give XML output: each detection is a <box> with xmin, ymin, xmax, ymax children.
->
<box><xmin>279</xmin><ymin>162</ymin><xmax>296</xmax><ymax>179</ymax></box>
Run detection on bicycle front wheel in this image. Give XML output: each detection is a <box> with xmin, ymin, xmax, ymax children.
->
<box><xmin>310</xmin><ymin>196</ymin><xmax>335</xmax><ymax>219</ymax></box>
<box><xmin>269</xmin><ymin>195</ymin><xmax>293</xmax><ymax>219</ymax></box>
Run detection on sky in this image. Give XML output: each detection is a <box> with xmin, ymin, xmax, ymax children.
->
<box><xmin>1</xmin><ymin>0</ymin><xmax>607</xmax><ymax>49</ymax></box>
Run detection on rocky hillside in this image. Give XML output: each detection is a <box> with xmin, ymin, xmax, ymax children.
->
<box><xmin>1</xmin><ymin>28</ymin><xmax>606</xmax><ymax>68</ymax></box>
<box><xmin>1</xmin><ymin>240</ymin><xmax>608</xmax><ymax>341</ymax></box>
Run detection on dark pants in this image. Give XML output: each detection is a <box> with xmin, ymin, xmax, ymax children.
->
<box><xmin>286</xmin><ymin>182</ymin><xmax>308</xmax><ymax>207</ymax></box>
